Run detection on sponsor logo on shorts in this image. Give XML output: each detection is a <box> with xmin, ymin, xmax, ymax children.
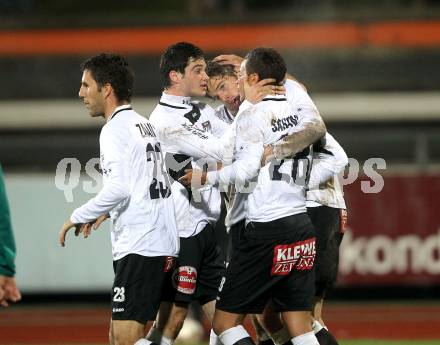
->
<box><xmin>164</xmin><ymin>256</ymin><xmax>175</xmax><ymax>272</ymax></box>
<box><xmin>271</xmin><ymin>238</ymin><xmax>316</xmax><ymax>276</ymax></box>
<box><xmin>173</xmin><ymin>266</ymin><xmax>197</xmax><ymax>295</ymax></box>
<box><xmin>112</xmin><ymin>308</ymin><xmax>125</xmax><ymax>313</ymax></box>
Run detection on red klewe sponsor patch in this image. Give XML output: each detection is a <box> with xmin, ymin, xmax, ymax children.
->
<box><xmin>173</xmin><ymin>266</ymin><xmax>198</xmax><ymax>295</ymax></box>
<box><xmin>271</xmin><ymin>237</ymin><xmax>316</xmax><ymax>276</ymax></box>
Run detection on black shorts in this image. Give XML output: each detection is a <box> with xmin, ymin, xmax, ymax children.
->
<box><xmin>111</xmin><ymin>254</ymin><xmax>174</xmax><ymax>324</ymax></box>
<box><xmin>307</xmin><ymin>206</ymin><xmax>347</xmax><ymax>298</ymax></box>
<box><xmin>216</xmin><ymin>213</ymin><xmax>316</xmax><ymax>314</ymax></box>
<box><xmin>226</xmin><ymin>219</ymin><xmax>246</xmax><ymax>264</ymax></box>
<box><xmin>162</xmin><ymin>224</ymin><xmax>225</xmax><ymax>305</ymax></box>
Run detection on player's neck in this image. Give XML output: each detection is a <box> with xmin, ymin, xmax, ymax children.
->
<box><xmin>104</xmin><ymin>100</ymin><xmax>130</xmax><ymax>120</ymax></box>
<box><xmin>163</xmin><ymin>85</ymin><xmax>191</xmax><ymax>97</ymax></box>
<box><xmin>163</xmin><ymin>90</ymin><xmax>192</xmax><ymax>105</ymax></box>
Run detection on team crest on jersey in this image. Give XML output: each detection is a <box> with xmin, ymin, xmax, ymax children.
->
<box><xmin>271</xmin><ymin>238</ymin><xmax>316</xmax><ymax>276</ymax></box>
<box><xmin>173</xmin><ymin>266</ymin><xmax>197</xmax><ymax>294</ymax></box>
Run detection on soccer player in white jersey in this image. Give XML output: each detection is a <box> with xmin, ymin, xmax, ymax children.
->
<box><xmin>146</xmin><ymin>42</ymin><xmax>234</xmax><ymax>345</ymax></box>
<box><xmin>206</xmin><ymin>59</ymin><xmax>348</xmax><ymax>345</ymax></box>
<box><xmin>204</xmin><ymin>61</ymin><xmax>328</xmax><ymax>241</ymax></box>
<box><xmin>205</xmin><ymin>62</ymin><xmax>295</xmax><ymax>266</ymax></box>
<box><xmin>270</xmin><ymin>81</ymin><xmax>349</xmax><ymax>345</ymax></box>
<box><xmin>58</xmin><ymin>53</ymin><xmax>179</xmax><ymax>345</ymax></box>
<box><xmin>203</xmin><ymin>47</ymin><xmax>321</xmax><ymax>345</ymax></box>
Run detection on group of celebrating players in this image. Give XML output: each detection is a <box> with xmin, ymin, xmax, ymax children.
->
<box><xmin>59</xmin><ymin>41</ymin><xmax>349</xmax><ymax>345</ymax></box>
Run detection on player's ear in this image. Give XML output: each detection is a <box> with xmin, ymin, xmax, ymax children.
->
<box><xmin>169</xmin><ymin>70</ymin><xmax>182</xmax><ymax>85</ymax></box>
<box><xmin>103</xmin><ymin>83</ymin><xmax>113</xmax><ymax>99</ymax></box>
<box><xmin>248</xmin><ymin>72</ymin><xmax>259</xmax><ymax>85</ymax></box>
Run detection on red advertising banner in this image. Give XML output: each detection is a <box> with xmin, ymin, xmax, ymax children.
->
<box><xmin>337</xmin><ymin>173</ymin><xmax>440</xmax><ymax>286</ymax></box>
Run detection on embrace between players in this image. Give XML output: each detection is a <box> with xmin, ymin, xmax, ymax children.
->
<box><xmin>59</xmin><ymin>42</ymin><xmax>348</xmax><ymax>345</ymax></box>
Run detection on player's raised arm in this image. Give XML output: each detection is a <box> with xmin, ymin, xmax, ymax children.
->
<box><xmin>205</xmin><ymin>107</ymin><xmax>265</xmax><ymax>189</ymax></box>
<box><xmin>154</xmin><ymin>120</ymin><xmax>233</xmax><ymax>163</ymax></box>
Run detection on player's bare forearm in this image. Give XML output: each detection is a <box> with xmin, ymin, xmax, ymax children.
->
<box><xmin>273</xmin><ymin>119</ymin><xmax>326</xmax><ymax>159</ymax></box>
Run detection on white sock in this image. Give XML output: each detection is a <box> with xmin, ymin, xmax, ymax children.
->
<box><xmin>291</xmin><ymin>331</ymin><xmax>319</xmax><ymax>345</ymax></box>
<box><xmin>161</xmin><ymin>335</ymin><xmax>174</xmax><ymax>345</ymax></box>
<box><xmin>147</xmin><ymin>327</ymin><xmax>163</xmax><ymax>344</ymax></box>
<box><xmin>219</xmin><ymin>325</ymin><xmax>251</xmax><ymax>345</ymax></box>
<box><xmin>271</xmin><ymin>327</ymin><xmax>291</xmax><ymax>345</ymax></box>
<box><xmin>135</xmin><ymin>339</ymin><xmax>154</xmax><ymax>345</ymax></box>
<box><xmin>210</xmin><ymin>329</ymin><xmax>223</xmax><ymax>345</ymax></box>
<box><xmin>311</xmin><ymin>320</ymin><xmax>324</xmax><ymax>334</ymax></box>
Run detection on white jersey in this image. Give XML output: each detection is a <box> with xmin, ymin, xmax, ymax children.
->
<box><xmin>208</xmin><ymin>95</ymin><xmax>311</xmax><ymax>223</ymax></box>
<box><xmin>307</xmin><ymin>133</ymin><xmax>347</xmax><ymax>209</ymax></box>
<box><xmin>214</xmin><ymin>104</ymin><xmax>235</xmax><ymax>125</ymax></box>
<box><xmin>284</xmin><ymin>79</ymin><xmax>348</xmax><ymax>209</ymax></box>
<box><xmin>149</xmin><ymin>93</ymin><xmax>232</xmax><ymax>237</ymax></box>
<box><xmin>284</xmin><ymin>79</ymin><xmax>322</xmax><ymax>127</ymax></box>
<box><xmin>213</xmin><ymin>104</ymin><xmax>247</xmax><ymax>229</ymax></box>
<box><xmin>213</xmin><ymin>84</ymin><xmax>346</xmax><ymax>226</ymax></box>
<box><xmin>71</xmin><ymin>105</ymin><xmax>179</xmax><ymax>260</ymax></box>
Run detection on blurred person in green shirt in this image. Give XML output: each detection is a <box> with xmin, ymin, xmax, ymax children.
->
<box><xmin>0</xmin><ymin>163</ymin><xmax>21</xmax><ymax>307</ymax></box>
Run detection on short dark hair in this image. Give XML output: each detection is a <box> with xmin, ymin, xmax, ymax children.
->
<box><xmin>245</xmin><ymin>47</ymin><xmax>286</xmax><ymax>85</ymax></box>
<box><xmin>159</xmin><ymin>42</ymin><xmax>204</xmax><ymax>88</ymax></box>
<box><xmin>80</xmin><ymin>53</ymin><xmax>134</xmax><ymax>102</ymax></box>
<box><xmin>206</xmin><ymin>61</ymin><xmax>236</xmax><ymax>79</ymax></box>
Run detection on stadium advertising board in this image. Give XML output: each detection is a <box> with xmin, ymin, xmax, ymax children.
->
<box><xmin>338</xmin><ymin>174</ymin><xmax>440</xmax><ymax>285</ymax></box>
